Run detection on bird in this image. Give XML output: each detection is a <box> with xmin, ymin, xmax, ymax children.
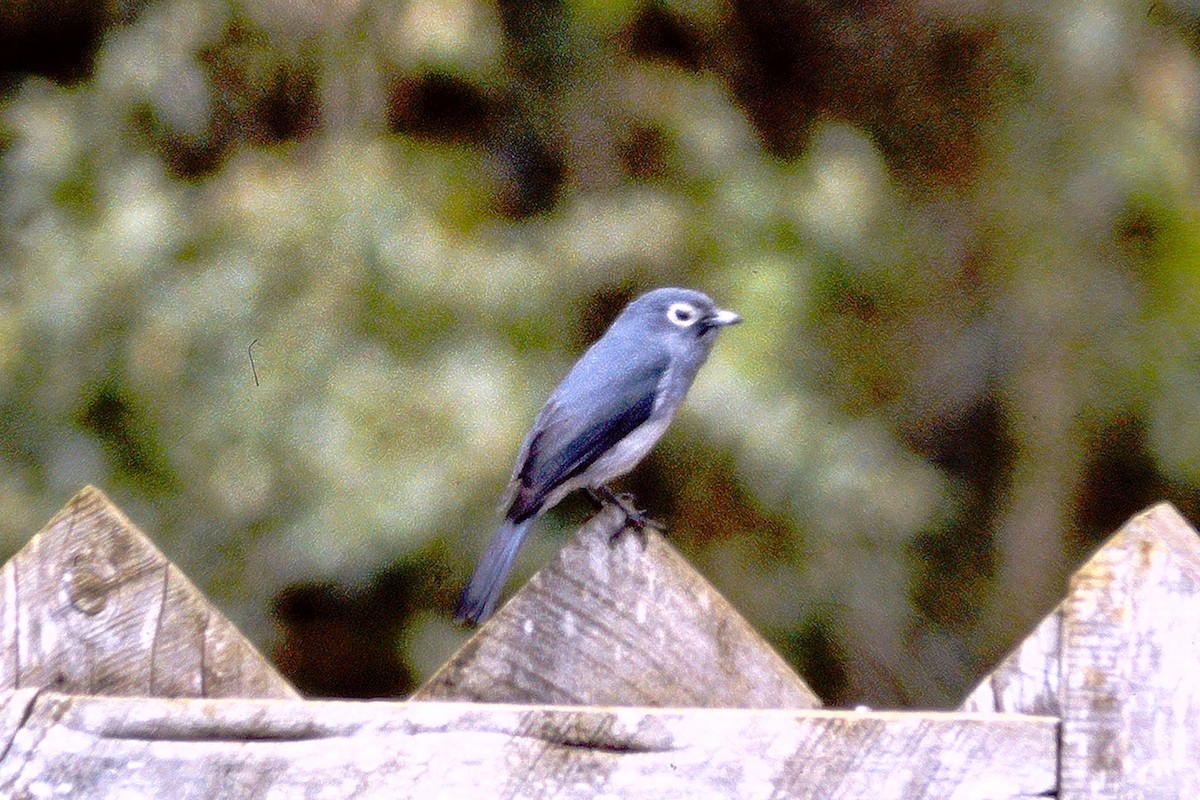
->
<box><xmin>454</xmin><ymin>287</ymin><xmax>741</xmax><ymax>624</ymax></box>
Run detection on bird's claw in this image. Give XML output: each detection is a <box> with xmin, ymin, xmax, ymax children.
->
<box><xmin>592</xmin><ymin>485</ymin><xmax>665</xmax><ymax>547</ymax></box>
<box><xmin>585</xmin><ymin>487</ymin><xmax>606</xmax><ymax>510</ymax></box>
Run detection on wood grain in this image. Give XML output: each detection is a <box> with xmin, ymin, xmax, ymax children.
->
<box><xmin>15</xmin><ymin>488</ymin><xmax>1200</xmax><ymax>797</ymax></box>
<box><xmin>417</xmin><ymin>505</ymin><xmax>821</xmax><ymax>708</ymax></box>
<box><xmin>0</xmin><ymin>690</ymin><xmax>1056</xmax><ymax>799</ymax></box>
<box><xmin>960</xmin><ymin>604</ymin><xmax>1061</xmax><ymax>717</ymax></box>
<box><xmin>1057</xmin><ymin>502</ymin><xmax>1200</xmax><ymax>799</ymax></box>
<box><xmin>0</xmin><ymin>486</ymin><xmax>296</xmax><ymax>699</ymax></box>
<box><xmin>961</xmin><ymin>502</ymin><xmax>1200</xmax><ymax>798</ymax></box>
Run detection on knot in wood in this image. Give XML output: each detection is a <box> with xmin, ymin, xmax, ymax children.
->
<box><xmin>64</xmin><ymin>563</ymin><xmax>113</xmax><ymax>615</ymax></box>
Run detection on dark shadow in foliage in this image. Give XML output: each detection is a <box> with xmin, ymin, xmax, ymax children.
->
<box><xmin>909</xmin><ymin>398</ymin><xmax>1013</xmax><ymax>638</ymax></box>
<box><xmin>1069</xmin><ymin>416</ymin><xmax>1168</xmax><ymax>563</ymax></box>
<box><xmin>619</xmin><ymin>2</ymin><xmax>706</xmax><ymax>71</ymax></box>
<box><xmin>387</xmin><ymin>72</ymin><xmax>491</xmax><ymax>145</ymax></box>
<box><xmin>617</xmin><ymin>123</ymin><xmax>674</xmax><ymax>182</ymax></box>
<box><xmin>0</xmin><ymin>0</ymin><xmax>134</xmax><ymax>88</ymax></box>
<box><xmin>385</xmin><ymin>69</ymin><xmax>564</xmax><ymax>218</ymax></box>
<box><xmin>776</xmin><ymin>610</ymin><xmax>848</xmax><ymax>706</ymax></box>
<box><xmin>489</xmin><ymin>125</ymin><xmax>564</xmax><ymax>218</ymax></box>
<box><xmin>491</xmin><ymin>0</ymin><xmax>570</xmax><ymax>217</ymax></box>
<box><xmin>75</xmin><ymin>376</ymin><xmax>179</xmax><ymax>496</ymax></box>
<box><xmin>132</xmin><ymin>16</ymin><xmax>323</xmax><ymax>181</ymax></box>
<box><xmin>272</xmin><ymin>582</ymin><xmax>412</xmax><ymax>699</ymax></box>
<box><xmin>270</xmin><ymin>540</ymin><xmax>456</xmax><ymax>699</ymax></box>
<box><xmin>721</xmin><ymin>0</ymin><xmax>998</xmax><ymax>189</ymax></box>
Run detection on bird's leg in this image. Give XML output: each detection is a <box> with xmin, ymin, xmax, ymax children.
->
<box><xmin>592</xmin><ymin>484</ymin><xmax>666</xmax><ymax>546</ymax></box>
<box><xmin>584</xmin><ymin>486</ymin><xmax>606</xmax><ymax>510</ymax></box>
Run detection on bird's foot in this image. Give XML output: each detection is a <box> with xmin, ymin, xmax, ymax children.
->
<box><xmin>584</xmin><ymin>486</ymin><xmax>606</xmax><ymax>510</ymax></box>
<box><xmin>593</xmin><ymin>485</ymin><xmax>665</xmax><ymax>547</ymax></box>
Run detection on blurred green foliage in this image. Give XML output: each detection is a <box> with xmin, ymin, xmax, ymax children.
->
<box><xmin>3</xmin><ymin>0</ymin><xmax>1200</xmax><ymax>706</ymax></box>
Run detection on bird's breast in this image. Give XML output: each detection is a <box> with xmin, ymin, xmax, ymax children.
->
<box><xmin>580</xmin><ymin>413</ymin><xmax>674</xmax><ymax>486</ymax></box>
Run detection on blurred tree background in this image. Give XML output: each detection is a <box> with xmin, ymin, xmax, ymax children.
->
<box><xmin>2</xmin><ymin>0</ymin><xmax>1200</xmax><ymax>707</ymax></box>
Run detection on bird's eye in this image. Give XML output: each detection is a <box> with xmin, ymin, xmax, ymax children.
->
<box><xmin>666</xmin><ymin>302</ymin><xmax>698</xmax><ymax>327</ymax></box>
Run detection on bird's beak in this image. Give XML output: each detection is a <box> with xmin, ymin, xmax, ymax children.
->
<box><xmin>707</xmin><ymin>308</ymin><xmax>742</xmax><ymax>327</ymax></box>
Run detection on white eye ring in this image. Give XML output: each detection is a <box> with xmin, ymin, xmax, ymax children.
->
<box><xmin>666</xmin><ymin>302</ymin><xmax>699</xmax><ymax>327</ymax></box>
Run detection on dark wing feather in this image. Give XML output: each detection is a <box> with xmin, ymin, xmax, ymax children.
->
<box><xmin>506</xmin><ymin>356</ymin><xmax>666</xmax><ymax>522</ymax></box>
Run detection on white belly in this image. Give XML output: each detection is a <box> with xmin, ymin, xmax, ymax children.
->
<box><xmin>534</xmin><ymin>413</ymin><xmax>674</xmax><ymax>512</ymax></box>
<box><xmin>583</xmin><ymin>414</ymin><xmax>673</xmax><ymax>486</ymax></box>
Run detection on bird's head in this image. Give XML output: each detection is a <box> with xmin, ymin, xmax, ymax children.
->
<box><xmin>615</xmin><ymin>288</ymin><xmax>742</xmax><ymax>352</ymax></box>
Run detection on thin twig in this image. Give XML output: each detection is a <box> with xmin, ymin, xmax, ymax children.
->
<box><xmin>248</xmin><ymin>339</ymin><xmax>260</xmax><ymax>387</ymax></box>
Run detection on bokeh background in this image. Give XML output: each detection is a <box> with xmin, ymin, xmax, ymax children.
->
<box><xmin>3</xmin><ymin>0</ymin><xmax>1200</xmax><ymax>707</ymax></box>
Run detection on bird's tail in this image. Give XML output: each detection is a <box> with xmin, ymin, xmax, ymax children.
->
<box><xmin>455</xmin><ymin>518</ymin><xmax>535</xmax><ymax>625</ymax></box>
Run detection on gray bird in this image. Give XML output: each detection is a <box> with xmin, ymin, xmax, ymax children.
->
<box><xmin>455</xmin><ymin>287</ymin><xmax>741</xmax><ymax>624</ymax></box>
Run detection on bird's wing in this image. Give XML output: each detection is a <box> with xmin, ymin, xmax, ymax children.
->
<box><xmin>504</xmin><ymin>354</ymin><xmax>668</xmax><ymax>522</ymax></box>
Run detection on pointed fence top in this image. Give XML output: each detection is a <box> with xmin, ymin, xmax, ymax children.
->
<box><xmin>8</xmin><ymin>487</ymin><xmax>1200</xmax><ymax>797</ymax></box>
<box><xmin>416</xmin><ymin>505</ymin><xmax>821</xmax><ymax>708</ymax></box>
<box><xmin>961</xmin><ymin>501</ymin><xmax>1200</xmax><ymax>799</ymax></box>
<box><xmin>0</xmin><ymin>485</ymin><xmax>297</xmax><ymax>699</ymax></box>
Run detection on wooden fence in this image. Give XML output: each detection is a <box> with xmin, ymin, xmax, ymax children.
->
<box><xmin>0</xmin><ymin>485</ymin><xmax>1196</xmax><ymax>798</ymax></box>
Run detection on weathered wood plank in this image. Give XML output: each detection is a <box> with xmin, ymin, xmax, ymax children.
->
<box><xmin>417</xmin><ymin>505</ymin><xmax>820</xmax><ymax>708</ymax></box>
<box><xmin>960</xmin><ymin>605</ymin><xmax>1061</xmax><ymax>716</ymax></box>
<box><xmin>963</xmin><ymin>502</ymin><xmax>1200</xmax><ymax>797</ymax></box>
<box><xmin>0</xmin><ymin>486</ymin><xmax>296</xmax><ymax>699</ymax></box>
<box><xmin>1057</xmin><ymin>502</ymin><xmax>1200</xmax><ymax>799</ymax></box>
<box><xmin>0</xmin><ymin>690</ymin><xmax>1056</xmax><ymax>799</ymax></box>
